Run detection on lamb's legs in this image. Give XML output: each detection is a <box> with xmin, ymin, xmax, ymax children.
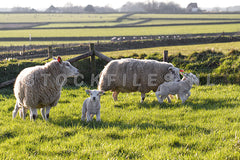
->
<box><xmin>112</xmin><ymin>91</ymin><xmax>119</xmax><ymax>101</ymax></box>
<box><xmin>81</xmin><ymin>105</ymin><xmax>87</xmax><ymax>121</ymax></box>
<box><xmin>179</xmin><ymin>94</ymin><xmax>187</xmax><ymax>104</ymax></box>
<box><xmin>96</xmin><ymin>111</ymin><xmax>101</xmax><ymax>122</ymax></box>
<box><xmin>12</xmin><ymin>102</ymin><xmax>19</xmax><ymax>119</ymax></box>
<box><xmin>155</xmin><ymin>91</ymin><xmax>162</xmax><ymax>102</ymax></box>
<box><xmin>86</xmin><ymin>112</ymin><xmax>92</xmax><ymax>122</ymax></box>
<box><xmin>166</xmin><ymin>96</ymin><xmax>172</xmax><ymax>103</ymax></box>
<box><xmin>141</xmin><ymin>93</ymin><xmax>145</xmax><ymax>103</ymax></box>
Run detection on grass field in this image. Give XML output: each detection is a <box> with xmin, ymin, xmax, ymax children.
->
<box><xmin>0</xmin><ymin>13</ymin><xmax>124</xmax><ymax>23</ymax></box>
<box><xmin>0</xmin><ymin>13</ymin><xmax>240</xmax><ymax>46</ymax></box>
<box><xmin>102</xmin><ymin>41</ymin><xmax>240</xmax><ymax>57</ymax></box>
<box><xmin>129</xmin><ymin>13</ymin><xmax>240</xmax><ymax>19</ymax></box>
<box><xmin>1</xmin><ymin>23</ymin><xmax>240</xmax><ymax>38</ymax></box>
<box><xmin>0</xmin><ymin>84</ymin><xmax>239</xmax><ymax>159</ymax></box>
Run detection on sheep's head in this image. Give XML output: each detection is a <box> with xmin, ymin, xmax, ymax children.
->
<box><xmin>164</xmin><ymin>66</ymin><xmax>181</xmax><ymax>82</ymax></box>
<box><xmin>86</xmin><ymin>90</ymin><xmax>104</xmax><ymax>102</ymax></box>
<box><xmin>53</xmin><ymin>56</ymin><xmax>79</xmax><ymax>77</ymax></box>
<box><xmin>183</xmin><ymin>73</ymin><xmax>199</xmax><ymax>85</ymax></box>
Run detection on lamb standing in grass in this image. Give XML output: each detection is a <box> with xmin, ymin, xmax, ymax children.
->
<box><xmin>12</xmin><ymin>56</ymin><xmax>79</xmax><ymax>121</ymax></box>
<box><xmin>81</xmin><ymin>90</ymin><xmax>104</xmax><ymax>122</ymax></box>
<box><xmin>155</xmin><ymin>73</ymin><xmax>199</xmax><ymax>103</ymax></box>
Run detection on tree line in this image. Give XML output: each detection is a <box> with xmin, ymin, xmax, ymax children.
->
<box><xmin>9</xmin><ymin>1</ymin><xmax>189</xmax><ymax>13</ymax></box>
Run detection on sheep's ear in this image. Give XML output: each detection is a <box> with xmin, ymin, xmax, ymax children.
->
<box><xmin>99</xmin><ymin>91</ymin><xmax>104</xmax><ymax>95</ymax></box>
<box><xmin>168</xmin><ymin>66</ymin><xmax>176</xmax><ymax>73</ymax></box>
<box><xmin>86</xmin><ymin>90</ymin><xmax>91</xmax><ymax>95</ymax></box>
<box><xmin>57</xmin><ymin>56</ymin><xmax>62</xmax><ymax>64</ymax></box>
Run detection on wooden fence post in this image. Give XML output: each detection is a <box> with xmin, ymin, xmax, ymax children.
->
<box><xmin>89</xmin><ymin>43</ymin><xmax>96</xmax><ymax>75</ymax></box>
<box><xmin>163</xmin><ymin>50</ymin><xmax>168</xmax><ymax>62</ymax></box>
<box><xmin>48</xmin><ymin>46</ymin><xmax>53</xmax><ymax>58</ymax></box>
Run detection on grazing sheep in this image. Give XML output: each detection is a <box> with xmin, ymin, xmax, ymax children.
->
<box><xmin>98</xmin><ymin>58</ymin><xmax>181</xmax><ymax>102</ymax></box>
<box><xmin>12</xmin><ymin>56</ymin><xmax>79</xmax><ymax>121</ymax></box>
<box><xmin>81</xmin><ymin>90</ymin><xmax>104</xmax><ymax>122</ymax></box>
<box><xmin>155</xmin><ymin>73</ymin><xmax>199</xmax><ymax>104</ymax></box>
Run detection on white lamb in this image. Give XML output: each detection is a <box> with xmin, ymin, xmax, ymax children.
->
<box><xmin>155</xmin><ymin>73</ymin><xmax>199</xmax><ymax>103</ymax></box>
<box><xmin>81</xmin><ymin>90</ymin><xmax>104</xmax><ymax>122</ymax></box>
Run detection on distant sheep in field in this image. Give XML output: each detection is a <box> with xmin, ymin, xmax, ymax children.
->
<box><xmin>98</xmin><ymin>58</ymin><xmax>181</xmax><ymax>102</ymax></box>
<box><xmin>12</xmin><ymin>56</ymin><xmax>79</xmax><ymax>121</ymax></box>
<box><xmin>81</xmin><ymin>90</ymin><xmax>104</xmax><ymax>122</ymax></box>
<box><xmin>155</xmin><ymin>73</ymin><xmax>199</xmax><ymax>104</ymax></box>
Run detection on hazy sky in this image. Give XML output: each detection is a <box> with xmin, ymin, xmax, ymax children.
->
<box><xmin>1</xmin><ymin>0</ymin><xmax>240</xmax><ymax>10</ymax></box>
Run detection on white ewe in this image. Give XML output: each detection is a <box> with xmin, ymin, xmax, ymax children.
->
<box><xmin>13</xmin><ymin>56</ymin><xmax>79</xmax><ymax>121</ymax></box>
<box><xmin>81</xmin><ymin>90</ymin><xmax>104</xmax><ymax>122</ymax></box>
<box><xmin>155</xmin><ymin>73</ymin><xmax>199</xmax><ymax>103</ymax></box>
<box><xmin>98</xmin><ymin>58</ymin><xmax>181</xmax><ymax>103</ymax></box>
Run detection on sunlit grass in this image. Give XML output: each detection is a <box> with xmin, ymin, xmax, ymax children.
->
<box><xmin>0</xmin><ymin>85</ymin><xmax>239</xmax><ymax>159</ymax></box>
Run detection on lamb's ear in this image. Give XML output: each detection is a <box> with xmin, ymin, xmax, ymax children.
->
<box><xmin>86</xmin><ymin>90</ymin><xmax>91</xmax><ymax>95</ymax></box>
<box><xmin>57</xmin><ymin>56</ymin><xmax>62</xmax><ymax>64</ymax></box>
<box><xmin>99</xmin><ymin>91</ymin><xmax>104</xmax><ymax>95</ymax></box>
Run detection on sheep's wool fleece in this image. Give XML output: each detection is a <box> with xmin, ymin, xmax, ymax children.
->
<box><xmin>14</xmin><ymin>60</ymin><xmax>65</xmax><ymax>109</ymax></box>
<box><xmin>98</xmin><ymin>58</ymin><xmax>174</xmax><ymax>93</ymax></box>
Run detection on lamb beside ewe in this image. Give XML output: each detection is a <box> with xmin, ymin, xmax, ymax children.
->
<box><xmin>12</xmin><ymin>56</ymin><xmax>79</xmax><ymax>121</ymax></box>
<box><xmin>155</xmin><ymin>73</ymin><xmax>199</xmax><ymax>103</ymax></box>
<box><xmin>81</xmin><ymin>90</ymin><xmax>104</xmax><ymax>122</ymax></box>
<box><xmin>98</xmin><ymin>58</ymin><xmax>181</xmax><ymax>103</ymax></box>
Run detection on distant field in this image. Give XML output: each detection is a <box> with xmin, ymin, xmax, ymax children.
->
<box><xmin>102</xmin><ymin>41</ymin><xmax>240</xmax><ymax>57</ymax></box>
<box><xmin>35</xmin><ymin>20</ymin><xmax>141</xmax><ymax>28</ymax></box>
<box><xmin>0</xmin><ymin>23</ymin><xmax>240</xmax><ymax>38</ymax></box>
<box><xmin>0</xmin><ymin>13</ymin><xmax>124</xmax><ymax>23</ymax></box>
<box><xmin>138</xmin><ymin>20</ymin><xmax>240</xmax><ymax>25</ymax></box>
<box><xmin>129</xmin><ymin>13</ymin><xmax>240</xmax><ymax>19</ymax></box>
<box><xmin>0</xmin><ymin>13</ymin><xmax>240</xmax><ymax>46</ymax></box>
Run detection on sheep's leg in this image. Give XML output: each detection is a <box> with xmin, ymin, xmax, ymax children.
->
<box><xmin>155</xmin><ymin>91</ymin><xmax>162</xmax><ymax>102</ymax></box>
<box><xmin>166</xmin><ymin>96</ymin><xmax>172</xmax><ymax>103</ymax></box>
<box><xmin>40</xmin><ymin>108</ymin><xmax>46</xmax><ymax>120</ymax></box>
<box><xmin>22</xmin><ymin>107</ymin><xmax>26</xmax><ymax>120</ymax></box>
<box><xmin>81</xmin><ymin>105</ymin><xmax>87</xmax><ymax>121</ymax></box>
<box><xmin>86</xmin><ymin>112</ymin><xmax>92</xmax><ymax>122</ymax></box>
<box><xmin>19</xmin><ymin>107</ymin><xmax>27</xmax><ymax>119</ymax></box>
<box><xmin>12</xmin><ymin>102</ymin><xmax>19</xmax><ymax>119</ymax></box>
<box><xmin>141</xmin><ymin>93</ymin><xmax>145</xmax><ymax>103</ymax></box>
<box><xmin>112</xmin><ymin>91</ymin><xmax>119</xmax><ymax>101</ymax></box>
<box><xmin>160</xmin><ymin>95</ymin><xmax>168</xmax><ymax>103</ymax></box>
<box><xmin>176</xmin><ymin>94</ymin><xmax>179</xmax><ymax>99</ymax></box>
<box><xmin>45</xmin><ymin>106</ymin><xmax>51</xmax><ymax>121</ymax></box>
<box><xmin>96</xmin><ymin>110</ymin><xmax>101</xmax><ymax>122</ymax></box>
<box><xmin>179</xmin><ymin>94</ymin><xmax>187</xmax><ymax>104</ymax></box>
<box><xmin>30</xmin><ymin>108</ymin><xmax>37</xmax><ymax>121</ymax></box>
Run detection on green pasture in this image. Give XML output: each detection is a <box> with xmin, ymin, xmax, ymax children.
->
<box><xmin>103</xmin><ymin>41</ymin><xmax>240</xmax><ymax>57</ymax></box>
<box><xmin>138</xmin><ymin>20</ymin><xmax>240</xmax><ymax>25</ymax></box>
<box><xmin>0</xmin><ymin>13</ymin><xmax>124</xmax><ymax>23</ymax></box>
<box><xmin>1</xmin><ymin>23</ymin><xmax>240</xmax><ymax>38</ymax></box>
<box><xmin>34</xmin><ymin>20</ymin><xmax>141</xmax><ymax>28</ymax></box>
<box><xmin>0</xmin><ymin>84</ymin><xmax>239</xmax><ymax>159</ymax></box>
<box><xmin>129</xmin><ymin>13</ymin><xmax>240</xmax><ymax>19</ymax></box>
